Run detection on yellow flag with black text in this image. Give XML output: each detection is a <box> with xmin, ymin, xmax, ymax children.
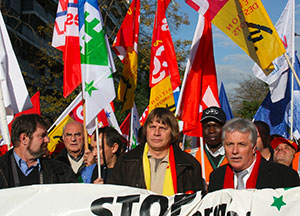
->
<box><xmin>186</xmin><ymin>0</ymin><xmax>286</xmax><ymax>74</ymax></box>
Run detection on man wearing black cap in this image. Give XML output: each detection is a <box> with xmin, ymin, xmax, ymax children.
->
<box><xmin>186</xmin><ymin>106</ymin><xmax>227</xmax><ymax>184</ymax></box>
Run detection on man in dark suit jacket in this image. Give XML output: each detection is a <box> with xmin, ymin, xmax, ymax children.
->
<box><xmin>208</xmin><ymin>118</ymin><xmax>300</xmax><ymax>192</ymax></box>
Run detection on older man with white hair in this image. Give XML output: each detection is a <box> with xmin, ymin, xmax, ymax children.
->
<box><xmin>208</xmin><ymin>118</ymin><xmax>300</xmax><ymax>192</ymax></box>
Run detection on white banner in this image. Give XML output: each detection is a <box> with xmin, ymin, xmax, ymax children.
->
<box><xmin>0</xmin><ymin>184</ymin><xmax>299</xmax><ymax>215</ymax></box>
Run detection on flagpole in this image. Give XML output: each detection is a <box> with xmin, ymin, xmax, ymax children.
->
<box><xmin>290</xmin><ymin>0</ymin><xmax>295</xmax><ymax>138</ymax></box>
<box><xmin>82</xmin><ymin>100</ymin><xmax>89</xmax><ymax>151</ymax></box>
<box><xmin>0</xmin><ymin>82</ymin><xmax>10</xmax><ymax>148</ymax></box>
<box><xmin>200</xmin><ymin>137</ymin><xmax>206</xmax><ymax>182</ymax></box>
<box><xmin>95</xmin><ymin>118</ymin><xmax>101</xmax><ymax>179</ymax></box>
<box><xmin>285</xmin><ymin>53</ymin><xmax>300</xmax><ymax>87</ymax></box>
<box><xmin>129</xmin><ymin>107</ymin><xmax>134</xmax><ymax>150</ymax></box>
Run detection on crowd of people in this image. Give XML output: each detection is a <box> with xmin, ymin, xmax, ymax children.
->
<box><xmin>0</xmin><ymin>106</ymin><xmax>300</xmax><ymax>196</ymax></box>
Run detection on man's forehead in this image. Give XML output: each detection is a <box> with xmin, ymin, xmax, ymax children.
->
<box><xmin>276</xmin><ymin>143</ymin><xmax>292</xmax><ymax>149</ymax></box>
<box><xmin>203</xmin><ymin>120</ymin><xmax>222</xmax><ymax>126</ymax></box>
<box><xmin>225</xmin><ymin>131</ymin><xmax>250</xmax><ymax>139</ymax></box>
<box><xmin>149</xmin><ymin>118</ymin><xmax>167</xmax><ymax>126</ymax></box>
<box><xmin>65</xmin><ymin>122</ymin><xmax>83</xmax><ymax>132</ymax></box>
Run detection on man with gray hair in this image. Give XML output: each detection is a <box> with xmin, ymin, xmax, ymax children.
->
<box><xmin>208</xmin><ymin>118</ymin><xmax>299</xmax><ymax>192</ymax></box>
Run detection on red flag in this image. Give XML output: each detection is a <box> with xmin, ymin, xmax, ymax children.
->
<box><xmin>149</xmin><ymin>0</ymin><xmax>181</xmax><ymax>90</ymax></box>
<box><xmin>139</xmin><ymin>105</ymin><xmax>149</xmax><ymax>126</ymax></box>
<box><xmin>52</xmin><ymin>0</ymin><xmax>81</xmax><ymax>97</ymax></box>
<box><xmin>8</xmin><ymin>91</ymin><xmax>41</xmax><ymax>133</ymax></box>
<box><xmin>112</xmin><ymin>0</ymin><xmax>140</xmax><ymax>113</ymax></box>
<box><xmin>120</xmin><ymin>112</ymin><xmax>131</xmax><ymax>141</ymax></box>
<box><xmin>177</xmin><ymin>14</ymin><xmax>219</xmax><ymax>137</ymax></box>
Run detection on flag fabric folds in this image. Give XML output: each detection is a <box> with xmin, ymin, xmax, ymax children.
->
<box><xmin>177</xmin><ymin>14</ymin><xmax>219</xmax><ymax>137</ymax></box>
<box><xmin>8</xmin><ymin>91</ymin><xmax>41</xmax><ymax>133</ymax></box>
<box><xmin>253</xmin><ymin>53</ymin><xmax>300</xmax><ymax>139</ymax></box>
<box><xmin>130</xmin><ymin>104</ymin><xmax>141</xmax><ymax>150</ymax></box>
<box><xmin>253</xmin><ymin>0</ymin><xmax>295</xmax><ymax>103</ymax></box>
<box><xmin>0</xmin><ymin>11</ymin><xmax>32</xmax><ymax>115</ymax></box>
<box><xmin>113</xmin><ymin>0</ymin><xmax>140</xmax><ymax>113</ymax></box>
<box><xmin>52</xmin><ymin>0</ymin><xmax>82</xmax><ymax>97</ymax></box>
<box><xmin>48</xmin><ymin>92</ymin><xmax>120</xmax><ymax>153</ymax></box>
<box><xmin>148</xmin><ymin>0</ymin><xmax>181</xmax><ymax>113</ymax></box>
<box><xmin>78</xmin><ymin>0</ymin><xmax>116</xmax><ymax>126</ymax></box>
<box><xmin>186</xmin><ymin>0</ymin><xmax>286</xmax><ymax>74</ymax></box>
<box><xmin>219</xmin><ymin>83</ymin><xmax>234</xmax><ymax>121</ymax></box>
<box><xmin>120</xmin><ymin>112</ymin><xmax>130</xmax><ymax>141</ymax></box>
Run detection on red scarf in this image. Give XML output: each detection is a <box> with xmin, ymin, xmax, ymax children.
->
<box><xmin>223</xmin><ymin>151</ymin><xmax>261</xmax><ymax>189</ymax></box>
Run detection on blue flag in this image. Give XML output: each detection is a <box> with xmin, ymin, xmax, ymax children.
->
<box><xmin>253</xmin><ymin>53</ymin><xmax>300</xmax><ymax>139</ymax></box>
<box><xmin>219</xmin><ymin>82</ymin><xmax>234</xmax><ymax>121</ymax></box>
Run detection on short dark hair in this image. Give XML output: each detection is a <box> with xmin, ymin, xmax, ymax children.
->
<box><xmin>254</xmin><ymin>121</ymin><xmax>271</xmax><ymax>148</ymax></box>
<box><xmin>93</xmin><ymin>127</ymin><xmax>126</xmax><ymax>156</ymax></box>
<box><xmin>11</xmin><ymin>114</ymin><xmax>49</xmax><ymax>147</ymax></box>
<box><xmin>143</xmin><ymin>108</ymin><xmax>179</xmax><ymax>146</ymax></box>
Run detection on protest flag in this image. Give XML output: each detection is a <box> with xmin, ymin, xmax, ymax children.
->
<box><xmin>140</xmin><ymin>105</ymin><xmax>149</xmax><ymax>126</ymax></box>
<box><xmin>120</xmin><ymin>112</ymin><xmax>130</xmax><ymax>141</ymax></box>
<box><xmin>148</xmin><ymin>0</ymin><xmax>181</xmax><ymax>113</ymax></box>
<box><xmin>113</xmin><ymin>0</ymin><xmax>140</xmax><ymax>113</ymax></box>
<box><xmin>176</xmin><ymin>13</ymin><xmax>219</xmax><ymax>137</ymax></box>
<box><xmin>219</xmin><ymin>82</ymin><xmax>234</xmax><ymax>121</ymax></box>
<box><xmin>253</xmin><ymin>53</ymin><xmax>300</xmax><ymax>139</ymax></box>
<box><xmin>253</xmin><ymin>0</ymin><xmax>295</xmax><ymax>103</ymax></box>
<box><xmin>185</xmin><ymin>0</ymin><xmax>286</xmax><ymax>74</ymax></box>
<box><xmin>52</xmin><ymin>0</ymin><xmax>82</xmax><ymax>98</ymax></box>
<box><xmin>0</xmin><ymin>11</ymin><xmax>32</xmax><ymax>146</ymax></box>
<box><xmin>48</xmin><ymin>93</ymin><xmax>120</xmax><ymax>153</ymax></box>
<box><xmin>0</xmin><ymin>91</ymin><xmax>40</xmax><ymax>155</ymax></box>
<box><xmin>130</xmin><ymin>104</ymin><xmax>141</xmax><ymax>150</ymax></box>
<box><xmin>8</xmin><ymin>91</ymin><xmax>41</xmax><ymax>133</ymax></box>
<box><xmin>78</xmin><ymin>0</ymin><xmax>116</xmax><ymax>126</ymax></box>
<box><xmin>47</xmin><ymin>93</ymin><xmax>83</xmax><ymax>153</ymax></box>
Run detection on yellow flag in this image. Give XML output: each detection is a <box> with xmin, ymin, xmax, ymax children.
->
<box><xmin>187</xmin><ymin>0</ymin><xmax>286</xmax><ymax>74</ymax></box>
<box><xmin>47</xmin><ymin>115</ymin><xmax>73</xmax><ymax>153</ymax></box>
<box><xmin>213</xmin><ymin>0</ymin><xmax>285</xmax><ymax>74</ymax></box>
<box><xmin>117</xmin><ymin>47</ymin><xmax>138</xmax><ymax>113</ymax></box>
<box><xmin>149</xmin><ymin>76</ymin><xmax>175</xmax><ymax>113</ymax></box>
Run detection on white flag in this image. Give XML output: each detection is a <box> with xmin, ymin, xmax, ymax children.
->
<box><xmin>130</xmin><ymin>104</ymin><xmax>141</xmax><ymax>149</ymax></box>
<box><xmin>0</xmin><ymin>11</ymin><xmax>32</xmax><ymax>115</ymax></box>
<box><xmin>253</xmin><ymin>0</ymin><xmax>294</xmax><ymax>102</ymax></box>
<box><xmin>78</xmin><ymin>0</ymin><xmax>116</xmax><ymax>126</ymax></box>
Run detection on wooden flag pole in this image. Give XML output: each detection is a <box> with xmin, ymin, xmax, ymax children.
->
<box><xmin>285</xmin><ymin>53</ymin><xmax>300</xmax><ymax>87</ymax></box>
<box><xmin>95</xmin><ymin>118</ymin><xmax>101</xmax><ymax>179</ymax></box>
<box><xmin>82</xmin><ymin>100</ymin><xmax>89</xmax><ymax>151</ymax></box>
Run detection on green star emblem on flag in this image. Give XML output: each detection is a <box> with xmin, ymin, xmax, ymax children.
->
<box><xmin>271</xmin><ymin>195</ymin><xmax>286</xmax><ymax>211</ymax></box>
<box><xmin>85</xmin><ymin>80</ymin><xmax>98</xmax><ymax>96</ymax></box>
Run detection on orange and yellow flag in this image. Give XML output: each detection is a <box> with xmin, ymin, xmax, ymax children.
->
<box><xmin>113</xmin><ymin>0</ymin><xmax>140</xmax><ymax>113</ymax></box>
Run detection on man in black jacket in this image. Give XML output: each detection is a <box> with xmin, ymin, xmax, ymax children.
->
<box><xmin>0</xmin><ymin>114</ymin><xmax>77</xmax><ymax>189</ymax></box>
<box><xmin>109</xmin><ymin>108</ymin><xmax>205</xmax><ymax>195</ymax></box>
<box><xmin>208</xmin><ymin>118</ymin><xmax>300</xmax><ymax>192</ymax></box>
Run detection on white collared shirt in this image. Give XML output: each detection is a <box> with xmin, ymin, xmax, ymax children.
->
<box><xmin>205</xmin><ymin>144</ymin><xmax>225</xmax><ymax>157</ymax></box>
<box><xmin>234</xmin><ymin>155</ymin><xmax>257</xmax><ymax>189</ymax></box>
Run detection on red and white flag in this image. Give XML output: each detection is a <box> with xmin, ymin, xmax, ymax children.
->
<box><xmin>52</xmin><ymin>0</ymin><xmax>81</xmax><ymax>97</ymax></box>
<box><xmin>176</xmin><ymin>14</ymin><xmax>219</xmax><ymax>137</ymax></box>
<box><xmin>120</xmin><ymin>112</ymin><xmax>130</xmax><ymax>141</ymax></box>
